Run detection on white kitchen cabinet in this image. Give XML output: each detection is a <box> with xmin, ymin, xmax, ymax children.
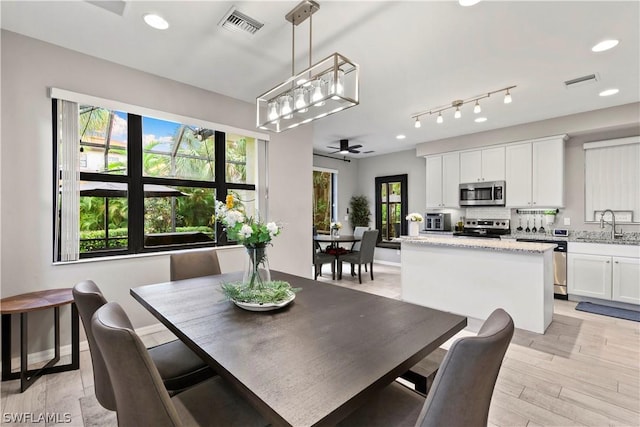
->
<box><xmin>505</xmin><ymin>136</ymin><xmax>565</xmax><ymax>207</ymax></box>
<box><xmin>568</xmin><ymin>242</ymin><xmax>640</xmax><ymax>305</ymax></box>
<box><xmin>612</xmin><ymin>256</ymin><xmax>640</xmax><ymax>304</ymax></box>
<box><xmin>425</xmin><ymin>152</ymin><xmax>459</xmax><ymax>208</ymax></box>
<box><xmin>459</xmin><ymin>146</ymin><xmax>505</xmax><ymax>183</ymax></box>
<box><xmin>568</xmin><ymin>253</ymin><xmax>612</xmax><ymax>299</ymax></box>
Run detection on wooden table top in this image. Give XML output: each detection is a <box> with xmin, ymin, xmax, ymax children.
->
<box><xmin>131</xmin><ymin>271</ymin><xmax>467</xmax><ymax>426</ymax></box>
<box><xmin>1</xmin><ymin>288</ymin><xmax>74</xmax><ymax>314</ymax></box>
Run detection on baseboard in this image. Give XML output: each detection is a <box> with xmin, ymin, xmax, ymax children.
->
<box><xmin>373</xmin><ymin>260</ymin><xmax>401</xmax><ymax>267</ymax></box>
<box><xmin>0</xmin><ymin>322</ymin><xmax>168</xmax><ymax>375</ymax></box>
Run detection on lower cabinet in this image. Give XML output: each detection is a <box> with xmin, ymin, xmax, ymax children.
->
<box><xmin>568</xmin><ymin>250</ymin><xmax>640</xmax><ymax>305</ymax></box>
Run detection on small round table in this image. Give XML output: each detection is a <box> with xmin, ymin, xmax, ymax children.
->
<box><xmin>1</xmin><ymin>288</ymin><xmax>80</xmax><ymax>392</ymax></box>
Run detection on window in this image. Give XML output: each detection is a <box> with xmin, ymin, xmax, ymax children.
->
<box><xmin>54</xmin><ymin>100</ymin><xmax>261</xmax><ymax>261</ymax></box>
<box><xmin>313</xmin><ymin>169</ymin><xmax>337</xmax><ymax>234</ymax></box>
<box><xmin>375</xmin><ymin>174</ymin><xmax>408</xmax><ymax>247</ymax></box>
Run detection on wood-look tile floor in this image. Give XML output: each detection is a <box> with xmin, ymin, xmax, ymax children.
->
<box><xmin>2</xmin><ymin>263</ymin><xmax>638</xmax><ymax>426</ymax></box>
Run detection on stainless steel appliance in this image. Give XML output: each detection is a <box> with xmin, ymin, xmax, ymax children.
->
<box><xmin>459</xmin><ymin>180</ymin><xmax>506</xmax><ymax>206</ymax></box>
<box><xmin>517</xmin><ymin>238</ymin><xmax>568</xmax><ymax>299</ymax></box>
<box><xmin>453</xmin><ymin>218</ymin><xmax>510</xmax><ymax>238</ymax></box>
<box><xmin>424</xmin><ymin>213</ymin><xmax>451</xmax><ymax>231</ymax></box>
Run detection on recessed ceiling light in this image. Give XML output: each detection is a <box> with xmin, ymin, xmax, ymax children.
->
<box><xmin>396</xmin><ymin>134</ymin><xmax>406</xmax><ymax>140</ymax></box>
<box><xmin>599</xmin><ymin>88</ymin><xmax>619</xmax><ymax>97</ymax></box>
<box><xmin>459</xmin><ymin>0</ymin><xmax>482</xmax><ymax>6</ymax></box>
<box><xmin>144</xmin><ymin>13</ymin><xmax>169</xmax><ymax>30</ymax></box>
<box><xmin>592</xmin><ymin>39</ymin><xmax>619</xmax><ymax>52</ymax></box>
<box><xmin>474</xmin><ymin>117</ymin><xmax>487</xmax><ymax>123</ymax></box>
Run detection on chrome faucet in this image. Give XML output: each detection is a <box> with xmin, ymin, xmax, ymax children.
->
<box><xmin>600</xmin><ymin>209</ymin><xmax>623</xmax><ymax>239</ymax></box>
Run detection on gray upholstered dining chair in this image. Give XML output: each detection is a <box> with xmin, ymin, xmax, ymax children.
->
<box><xmin>350</xmin><ymin>226</ymin><xmax>370</xmax><ymax>253</ymax></box>
<box><xmin>169</xmin><ymin>249</ymin><xmax>221</xmax><ymax>281</ymax></box>
<box><xmin>339</xmin><ymin>308</ymin><xmax>514</xmax><ymax>427</ymax></box>
<box><xmin>314</xmin><ymin>238</ymin><xmax>336</xmax><ymax>280</ymax></box>
<box><xmin>337</xmin><ymin>229</ymin><xmax>379</xmax><ymax>283</ymax></box>
<box><xmin>73</xmin><ymin>280</ymin><xmax>214</xmax><ymax>411</ymax></box>
<box><xmin>92</xmin><ymin>302</ymin><xmax>266</xmax><ymax>426</ymax></box>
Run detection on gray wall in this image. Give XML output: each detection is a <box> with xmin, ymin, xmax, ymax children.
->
<box><xmin>0</xmin><ymin>30</ymin><xmax>312</xmax><ymax>354</ymax></box>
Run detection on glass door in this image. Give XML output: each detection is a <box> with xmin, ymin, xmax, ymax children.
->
<box><xmin>375</xmin><ymin>175</ymin><xmax>407</xmax><ymax>243</ymax></box>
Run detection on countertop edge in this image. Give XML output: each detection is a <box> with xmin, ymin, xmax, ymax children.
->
<box><xmin>399</xmin><ymin>236</ymin><xmax>556</xmax><ymax>253</ymax></box>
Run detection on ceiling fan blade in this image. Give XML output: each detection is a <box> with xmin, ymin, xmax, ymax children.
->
<box><xmin>327</xmin><ymin>146</ymin><xmax>340</xmax><ymax>150</ymax></box>
<box><xmin>349</xmin><ymin>148</ymin><xmax>361</xmax><ymax>153</ymax></box>
<box><xmin>350</xmin><ymin>144</ymin><xmax>363</xmax><ymax>150</ymax></box>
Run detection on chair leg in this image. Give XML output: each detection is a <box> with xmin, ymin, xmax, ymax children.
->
<box><xmin>332</xmin><ymin>262</ymin><xmax>336</xmax><ymax>280</ymax></box>
<box><xmin>350</xmin><ymin>263</ymin><xmax>355</xmax><ymax>277</ymax></box>
<box><xmin>314</xmin><ymin>264</ymin><xmax>318</xmax><ymax>280</ymax></box>
<box><xmin>364</xmin><ymin>264</ymin><xmax>368</xmax><ymax>272</ymax></box>
<box><xmin>370</xmin><ymin>262</ymin><xmax>374</xmax><ymax>280</ymax></box>
<box><xmin>358</xmin><ymin>264</ymin><xmax>362</xmax><ymax>284</ymax></box>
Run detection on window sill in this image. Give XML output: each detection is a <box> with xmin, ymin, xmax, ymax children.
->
<box><xmin>376</xmin><ymin>241</ymin><xmax>401</xmax><ymax>250</ymax></box>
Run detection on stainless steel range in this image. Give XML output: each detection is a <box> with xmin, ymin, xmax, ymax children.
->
<box><xmin>453</xmin><ymin>218</ymin><xmax>510</xmax><ymax>239</ymax></box>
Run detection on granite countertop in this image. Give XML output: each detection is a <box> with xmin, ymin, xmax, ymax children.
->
<box><xmin>400</xmin><ymin>235</ymin><xmax>556</xmax><ymax>253</ymax></box>
<box><xmin>503</xmin><ymin>231</ymin><xmax>640</xmax><ymax>246</ymax></box>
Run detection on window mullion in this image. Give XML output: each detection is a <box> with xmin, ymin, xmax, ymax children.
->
<box><xmin>128</xmin><ymin>114</ymin><xmax>144</xmax><ymax>254</ymax></box>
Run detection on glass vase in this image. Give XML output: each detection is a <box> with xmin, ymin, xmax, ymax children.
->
<box><xmin>332</xmin><ymin>228</ymin><xmax>340</xmax><ymax>238</ymax></box>
<box><xmin>243</xmin><ymin>244</ymin><xmax>271</xmax><ymax>289</ymax></box>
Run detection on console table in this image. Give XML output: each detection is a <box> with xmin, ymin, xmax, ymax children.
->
<box><xmin>1</xmin><ymin>289</ymin><xmax>80</xmax><ymax>392</ymax></box>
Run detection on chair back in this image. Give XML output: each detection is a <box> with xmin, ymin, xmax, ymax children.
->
<box><xmin>416</xmin><ymin>308</ymin><xmax>514</xmax><ymax>427</ymax></box>
<box><xmin>170</xmin><ymin>249</ymin><xmax>221</xmax><ymax>281</ymax></box>
<box><xmin>92</xmin><ymin>302</ymin><xmax>181</xmax><ymax>426</ymax></box>
<box><xmin>357</xmin><ymin>229</ymin><xmax>379</xmax><ymax>263</ymax></box>
<box><xmin>351</xmin><ymin>226</ymin><xmax>370</xmax><ymax>251</ymax></box>
<box><xmin>72</xmin><ymin>280</ymin><xmax>116</xmax><ymax>411</ymax></box>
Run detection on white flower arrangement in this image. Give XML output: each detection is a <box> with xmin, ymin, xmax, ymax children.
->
<box><xmin>330</xmin><ymin>221</ymin><xmax>343</xmax><ymax>230</ymax></box>
<box><xmin>406</xmin><ymin>213</ymin><xmax>424</xmax><ymax>222</ymax></box>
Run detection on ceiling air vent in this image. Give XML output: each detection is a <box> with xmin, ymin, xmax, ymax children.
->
<box><xmin>564</xmin><ymin>73</ymin><xmax>599</xmax><ymax>89</ymax></box>
<box><xmin>219</xmin><ymin>7</ymin><xmax>264</xmax><ymax>35</ymax></box>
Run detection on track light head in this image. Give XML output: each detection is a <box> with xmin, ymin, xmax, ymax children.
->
<box><xmin>414</xmin><ymin>117</ymin><xmax>421</xmax><ymax>128</ymax></box>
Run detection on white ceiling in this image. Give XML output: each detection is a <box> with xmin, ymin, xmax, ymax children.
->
<box><xmin>2</xmin><ymin>1</ymin><xmax>638</xmax><ymax>157</ymax></box>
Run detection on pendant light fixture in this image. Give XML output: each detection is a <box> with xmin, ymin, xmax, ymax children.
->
<box><xmin>411</xmin><ymin>85</ymin><xmax>515</xmax><ymax>127</ymax></box>
<box><xmin>256</xmin><ymin>0</ymin><xmax>360</xmax><ymax>132</ymax></box>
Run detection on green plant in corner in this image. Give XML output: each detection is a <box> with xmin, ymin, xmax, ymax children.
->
<box><xmin>349</xmin><ymin>195</ymin><xmax>371</xmax><ymax>229</ymax></box>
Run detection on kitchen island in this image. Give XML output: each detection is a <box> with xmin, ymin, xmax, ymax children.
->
<box><xmin>400</xmin><ymin>235</ymin><xmax>556</xmax><ymax>334</ymax></box>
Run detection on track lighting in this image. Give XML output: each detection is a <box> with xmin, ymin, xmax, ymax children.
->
<box><xmin>410</xmin><ymin>85</ymin><xmax>515</xmax><ymax>128</ymax></box>
<box><xmin>504</xmin><ymin>89</ymin><xmax>512</xmax><ymax>104</ymax></box>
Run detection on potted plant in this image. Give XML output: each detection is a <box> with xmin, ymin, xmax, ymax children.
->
<box><xmin>349</xmin><ymin>195</ymin><xmax>371</xmax><ymax>229</ymax></box>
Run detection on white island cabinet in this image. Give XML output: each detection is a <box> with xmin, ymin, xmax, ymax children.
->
<box><xmin>400</xmin><ymin>236</ymin><xmax>556</xmax><ymax>334</ymax></box>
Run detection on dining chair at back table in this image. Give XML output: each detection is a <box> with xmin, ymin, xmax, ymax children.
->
<box><xmin>92</xmin><ymin>302</ymin><xmax>266</xmax><ymax>426</ymax></box>
<box><xmin>337</xmin><ymin>229</ymin><xmax>379</xmax><ymax>283</ymax></box>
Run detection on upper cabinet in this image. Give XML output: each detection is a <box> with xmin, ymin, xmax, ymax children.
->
<box><xmin>505</xmin><ymin>136</ymin><xmax>565</xmax><ymax>208</ymax></box>
<box><xmin>426</xmin><ymin>152</ymin><xmax>459</xmax><ymax>208</ymax></box>
<box><xmin>459</xmin><ymin>146</ymin><xmax>505</xmax><ymax>183</ymax></box>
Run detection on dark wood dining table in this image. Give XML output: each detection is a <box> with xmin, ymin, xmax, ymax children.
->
<box><xmin>130</xmin><ymin>270</ymin><xmax>467</xmax><ymax>426</ymax></box>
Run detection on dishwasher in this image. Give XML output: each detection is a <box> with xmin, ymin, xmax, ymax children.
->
<box><xmin>516</xmin><ymin>238</ymin><xmax>568</xmax><ymax>299</ymax></box>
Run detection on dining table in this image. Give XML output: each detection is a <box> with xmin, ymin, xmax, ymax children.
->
<box><xmin>130</xmin><ymin>270</ymin><xmax>467</xmax><ymax>427</ymax></box>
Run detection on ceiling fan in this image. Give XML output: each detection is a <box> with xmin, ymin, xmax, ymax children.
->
<box><xmin>327</xmin><ymin>139</ymin><xmax>372</xmax><ymax>154</ymax></box>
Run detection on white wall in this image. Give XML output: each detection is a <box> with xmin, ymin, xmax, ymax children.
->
<box><xmin>0</xmin><ymin>30</ymin><xmax>312</xmax><ymax>353</ymax></box>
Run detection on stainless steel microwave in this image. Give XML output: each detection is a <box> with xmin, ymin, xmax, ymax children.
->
<box><xmin>459</xmin><ymin>181</ymin><xmax>506</xmax><ymax>206</ymax></box>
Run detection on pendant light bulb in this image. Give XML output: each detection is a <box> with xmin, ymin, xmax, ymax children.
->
<box><xmin>454</xmin><ymin>107</ymin><xmax>461</xmax><ymax>119</ymax></box>
<box><xmin>312</xmin><ymin>80</ymin><xmax>325</xmax><ymax>107</ymax></box>
<box><xmin>436</xmin><ymin>113</ymin><xmax>443</xmax><ymax>124</ymax></box>
<box><xmin>280</xmin><ymin>95</ymin><xmax>293</xmax><ymax>119</ymax></box>
<box><xmin>414</xmin><ymin>117</ymin><xmax>421</xmax><ymax>128</ymax></box>
<box><xmin>268</xmin><ymin>101</ymin><xmax>279</xmax><ymax>122</ymax></box>
<box><xmin>473</xmin><ymin>101</ymin><xmax>481</xmax><ymax>114</ymax></box>
<box><xmin>504</xmin><ymin>89</ymin><xmax>512</xmax><ymax>104</ymax></box>
<box><xmin>330</xmin><ymin>69</ymin><xmax>345</xmax><ymax>100</ymax></box>
<box><xmin>294</xmin><ymin>88</ymin><xmax>308</xmax><ymax>113</ymax></box>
